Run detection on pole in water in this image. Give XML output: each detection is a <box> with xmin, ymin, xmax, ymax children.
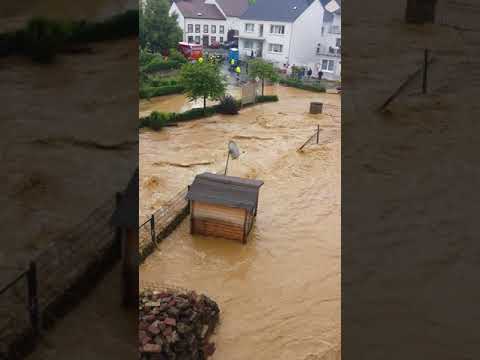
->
<box><xmin>423</xmin><ymin>49</ymin><xmax>429</xmax><ymax>94</ymax></box>
<box><xmin>224</xmin><ymin>151</ymin><xmax>231</xmax><ymax>176</ymax></box>
<box><xmin>317</xmin><ymin>125</ymin><xmax>320</xmax><ymax>144</ymax></box>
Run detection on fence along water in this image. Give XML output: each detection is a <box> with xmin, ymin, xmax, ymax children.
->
<box><xmin>0</xmin><ymin>195</ymin><xmax>118</xmax><ymax>358</ymax></box>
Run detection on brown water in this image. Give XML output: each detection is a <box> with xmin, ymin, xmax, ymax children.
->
<box><xmin>140</xmin><ymin>86</ymin><xmax>341</xmax><ymax>359</ymax></box>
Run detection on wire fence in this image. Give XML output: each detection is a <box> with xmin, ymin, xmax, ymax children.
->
<box><xmin>0</xmin><ymin>195</ymin><xmax>119</xmax><ymax>358</ymax></box>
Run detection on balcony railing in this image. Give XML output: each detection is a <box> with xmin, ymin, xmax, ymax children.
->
<box><xmin>328</xmin><ymin>26</ymin><xmax>341</xmax><ymax>34</ymax></box>
<box><xmin>316</xmin><ymin>44</ymin><xmax>341</xmax><ymax>57</ymax></box>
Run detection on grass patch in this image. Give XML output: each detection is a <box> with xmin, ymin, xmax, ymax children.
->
<box><xmin>279</xmin><ymin>78</ymin><xmax>326</xmax><ymax>93</ymax></box>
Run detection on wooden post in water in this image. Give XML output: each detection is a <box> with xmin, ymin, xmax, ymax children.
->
<box><xmin>150</xmin><ymin>214</ymin><xmax>156</xmax><ymax>246</ymax></box>
<box><xmin>317</xmin><ymin>125</ymin><xmax>320</xmax><ymax>144</ymax></box>
<box><xmin>27</xmin><ymin>262</ymin><xmax>39</xmax><ymax>335</ymax></box>
<box><xmin>423</xmin><ymin>49</ymin><xmax>429</xmax><ymax>94</ymax></box>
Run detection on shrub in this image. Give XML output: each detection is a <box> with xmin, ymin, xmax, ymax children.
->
<box><xmin>148</xmin><ymin>112</ymin><xmax>173</xmax><ymax>130</ymax></box>
<box><xmin>167</xmin><ymin>48</ymin><xmax>187</xmax><ymax>64</ymax></box>
<box><xmin>142</xmin><ymin>57</ymin><xmax>181</xmax><ymax>73</ymax></box>
<box><xmin>256</xmin><ymin>95</ymin><xmax>279</xmax><ymax>103</ymax></box>
<box><xmin>217</xmin><ymin>95</ymin><xmax>240</xmax><ymax>115</ymax></box>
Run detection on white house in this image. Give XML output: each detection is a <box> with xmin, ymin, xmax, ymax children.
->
<box><xmin>315</xmin><ymin>0</ymin><xmax>341</xmax><ymax>80</ymax></box>
<box><xmin>237</xmin><ymin>0</ymin><xmax>325</xmax><ymax>67</ymax></box>
<box><xmin>169</xmin><ymin>0</ymin><xmax>250</xmax><ymax>46</ymax></box>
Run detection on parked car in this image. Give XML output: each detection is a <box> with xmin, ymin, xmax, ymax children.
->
<box><xmin>221</xmin><ymin>40</ymin><xmax>238</xmax><ymax>49</ymax></box>
<box><xmin>209</xmin><ymin>41</ymin><xmax>221</xmax><ymax>49</ymax></box>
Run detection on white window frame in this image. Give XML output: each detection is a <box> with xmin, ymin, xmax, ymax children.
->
<box><xmin>187</xmin><ymin>24</ymin><xmax>193</xmax><ymax>33</ymax></box>
<box><xmin>270</xmin><ymin>25</ymin><xmax>285</xmax><ymax>35</ymax></box>
<box><xmin>203</xmin><ymin>25</ymin><xmax>209</xmax><ymax>33</ymax></box>
<box><xmin>321</xmin><ymin>59</ymin><xmax>335</xmax><ymax>72</ymax></box>
<box><xmin>219</xmin><ymin>25</ymin><xmax>225</xmax><ymax>34</ymax></box>
<box><xmin>195</xmin><ymin>25</ymin><xmax>200</xmax><ymax>33</ymax></box>
<box><xmin>245</xmin><ymin>23</ymin><xmax>255</xmax><ymax>33</ymax></box>
<box><xmin>244</xmin><ymin>40</ymin><xmax>254</xmax><ymax>49</ymax></box>
<box><xmin>195</xmin><ymin>36</ymin><xmax>201</xmax><ymax>44</ymax></box>
<box><xmin>211</xmin><ymin>25</ymin><xmax>216</xmax><ymax>34</ymax></box>
<box><xmin>220</xmin><ymin>36</ymin><xmax>224</xmax><ymax>43</ymax></box>
<box><xmin>268</xmin><ymin>43</ymin><xmax>283</xmax><ymax>53</ymax></box>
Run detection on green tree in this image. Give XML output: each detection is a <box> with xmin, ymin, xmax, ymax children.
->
<box><xmin>248</xmin><ymin>58</ymin><xmax>279</xmax><ymax>96</ymax></box>
<box><xmin>142</xmin><ymin>0</ymin><xmax>182</xmax><ymax>53</ymax></box>
<box><xmin>179</xmin><ymin>62</ymin><xmax>226</xmax><ymax>113</ymax></box>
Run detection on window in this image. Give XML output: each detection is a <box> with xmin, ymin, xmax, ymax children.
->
<box><xmin>195</xmin><ymin>36</ymin><xmax>200</xmax><ymax>44</ymax></box>
<box><xmin>321</xmin><ymin>59</ymin><xmax>335</xmax><ymax>72</ymax></box>
<box><xmin>211</xmin><ymin>36</ymin><xmax>216</xmax><ymax>43</ymax></box>
<box><xmin>220</xmin><ymin>37</ymin><xmax>224</xmax><ymax>43</ymax></box>
<box><xmin>195</xmin><ymin>25</ymin><xmax>200</xmax><ymax>33</ymax></box>
<box><xmin>245</xmin><ymin>23</ymin><xmax>255</xmax><ymax>32</ymax></box>
<box><xmin>188</xmin><ymin>36</ymin><xmax>194</xmax><ymax>43</ymax></box>
<box><xmin>244</xmin><ymin>40</ymin><xmax>253</xmax><ymax>49</ymax></box>
<box><xmin>188</xmin><ymin>24</ymin><xmax>193</xmax><ymax>33</ymax></box>
<box><xmin>211</xmin><ymin>25</ymin><xmax>216</xmax><ymax>33</ymax></box>
<box><xmin>219</xmin><ymin>25</ymin><xmax>225</xmax><ymax>34</ymax></box>
<box><xmin>204</xmin><ymin>25</ymin><xmax>209</xmax><ymax>33</ymax></box>
<box><xmin>270</xmin><ymin>25</ymin><xmax>285</xmax><ymax>34</ymax></box>
<box><xmin>336</xmin><ymin>38</ymin><xmax>341</xmax><ymax>47</ymax></box>
<box><xmin>268</xmin><ymin>43</ymin><xmax>283</xmax><ymax>53</ymax></box>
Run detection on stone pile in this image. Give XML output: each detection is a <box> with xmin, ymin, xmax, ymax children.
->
<box><xmin>139</xmin><ymin>289</ymin><xmax>220</xmax><ymax>360</ymax></box>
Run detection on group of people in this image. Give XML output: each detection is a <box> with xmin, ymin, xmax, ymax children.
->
<box><xmin>284</xmin><ymin>63</ymin><xmax>324</xmax><ymax>81</ymax></box>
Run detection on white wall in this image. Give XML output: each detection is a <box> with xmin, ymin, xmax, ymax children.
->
<box><xmin>290</xmin><ymin>0</ymin><xmax>325</xmax><ymax>66</ymax></box>
<box><xmin>316</xmin><ymin>11</ymin><xmax>341</xmax><ymax>80</ymax></box>
<box><xmin>238</xmin><ymin>20</ymin><xmax>293</xmax><ymax>66</ymax></box>
<box><xmin>169</xmin><ymin>3</ymin><xmax>185</xmax><ymax>33</ymax></box>
<box><xmin>184</xmin><ymin>18</ymin><xmax>228</xmax><ymax>44</ymax></box>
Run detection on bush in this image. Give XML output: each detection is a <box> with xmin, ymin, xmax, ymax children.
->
<box><xmin>256</xmin><ymin>95</ymin><xmax>279</xmax><ymax>103</ymax></box>
<box><xmin>217</xmin><ymin>95</ymin><xmax>240</xmax><ymax>115</ymax></box>
<box><xmin>167</xmin><ymin>48</ymin><xmax>187</xmax><ymax>64</ymax></box>
<box><xmin>142</xmin><ymin>57</ymin><xmax>181</xmax><ymax>73</ymax></box>
<box><xmin>142</xmin><ymin>112</ymin><xmax>174</xmax><ymax>131</ymax></box>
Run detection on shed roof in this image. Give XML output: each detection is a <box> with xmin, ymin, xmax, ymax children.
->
<box><xmin>186</xmin><ymin>172</ymin><xmax>264</xmax><ymax>211</ymax></box>
<box><xmin>174</xmin><ymin>0</ymin><xmax>226</xmax><ymax>20</ymax></box>
<box><xmin>240</xmin><ymin>0</ymin><xmax>316</xmax><ymax>22</ymax></box>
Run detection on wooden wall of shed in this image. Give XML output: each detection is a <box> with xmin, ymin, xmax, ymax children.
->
<box><xmin>191</xmin><ymin>201</ymin><xmax>247</xmax><ymax>242</ymax></box>
<box><xmin>192</xmin><ymin>201</ymin><xmax>246</xmax><ymax>226</ymax></box>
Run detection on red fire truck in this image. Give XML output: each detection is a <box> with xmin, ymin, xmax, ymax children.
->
<box><xmin>178</xmin><ymin>42</ymin><xmax>203</xmax><ymax>61</ymax></box>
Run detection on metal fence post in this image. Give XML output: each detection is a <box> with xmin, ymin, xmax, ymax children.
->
<box><xmin>27</xmin><ymin>261</ymin><xmax>39</xmax><ymax>335</ymax></box>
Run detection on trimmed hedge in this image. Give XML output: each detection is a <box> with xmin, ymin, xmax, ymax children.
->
<box><xmin>280</xmin><ymin>78</ymin><xmax>326</xmax><ymax>93</ymax></box>
<box><xmin>141</xmin><ymin>57</ymin><xmax>182</xmax><ymax>73</ymax></box>
<box><xmin>140</xmin><ymin>85</ymin><xmax>184</xmax><ymax>99</ymax></box>
<box><xmin>256</xmin><ymin>95</ymin><xmax>279</xmax><ymax>103</ymax></box>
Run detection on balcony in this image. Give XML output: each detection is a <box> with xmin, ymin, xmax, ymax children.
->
<box><xmin>328</xmin><ymin>25</ymin><xmax>341</xmax><ymax>35</ymax></box>
<box><xmin>316</xmin><ymin>44</ymin><xmax>341</xmax><ymax>57</ymax></box>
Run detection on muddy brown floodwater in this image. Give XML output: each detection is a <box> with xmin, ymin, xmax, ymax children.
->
<box><xmin>140</xmin><ymin>85</ymin><xmax>341</xmax><ymax>360</ymax></box>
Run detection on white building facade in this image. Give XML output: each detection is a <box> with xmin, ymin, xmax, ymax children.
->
<box><xmin>238</xmin><ymin>0</ymin><xmax>325</xmax><ymax>67</ymax></box>
<box><xmin>315</xmin><ymin>0</ymin><xmax>341</xmax><ymax>80</ymax></box>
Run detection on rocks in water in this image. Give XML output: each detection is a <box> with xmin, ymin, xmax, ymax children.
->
<box><xmin>139</xmin><ymin>289</ymin><xmax>220</xmax><ymax>360</ymax></box>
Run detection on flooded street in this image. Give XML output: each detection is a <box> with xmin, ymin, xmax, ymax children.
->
<box><xmin>140</xmin><ymin>86</ymin><xmax>341</xmax><ymax>359</ymax></box>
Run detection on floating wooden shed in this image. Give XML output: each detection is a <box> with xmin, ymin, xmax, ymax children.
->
<box><xmin>186</xmin><ymin>173</ymin><xmax>264</xmax><ymax>243</ymax></box>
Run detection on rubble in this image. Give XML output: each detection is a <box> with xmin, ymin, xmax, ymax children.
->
<box><xmin>139</xmin><ymin>289</ymin><xmax>220</xmax><ymax>360</ymax></box>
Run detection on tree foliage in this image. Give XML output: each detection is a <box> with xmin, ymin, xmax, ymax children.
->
<box><xmin>140</xmin><ymin>0</ymin><xmax>182</xmax><ymax>53</ymax></box>
<box><xmin>248</xmin><ymin>59</ymin><xmax>279</xmax><ymax>95</ymax></box>
<box><xmin>179</xmin><ymin>62</ymin><xmax>226</xmax><ymax>111</ymax></box>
